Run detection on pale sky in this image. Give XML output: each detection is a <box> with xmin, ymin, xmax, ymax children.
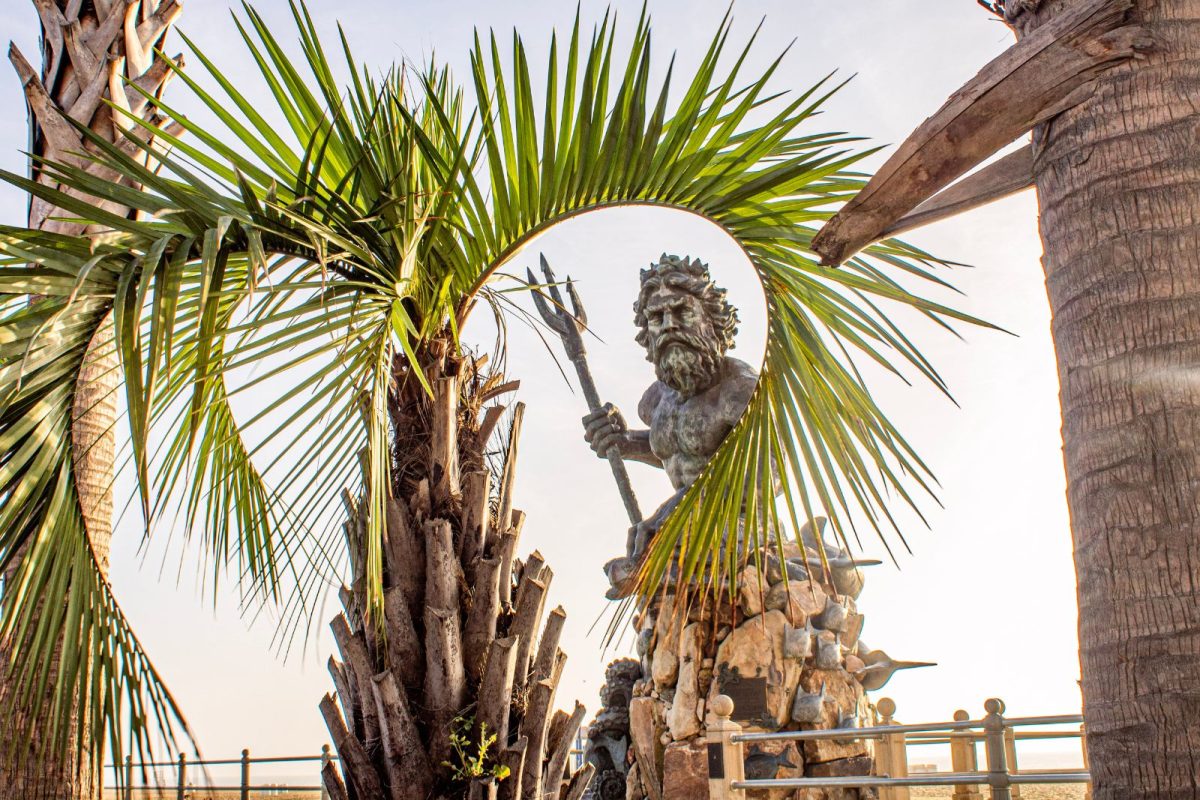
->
<box><xmin>0</xmin><ymin>0</ymin><xmax>1083</xmax><ymax>784</ymax></box>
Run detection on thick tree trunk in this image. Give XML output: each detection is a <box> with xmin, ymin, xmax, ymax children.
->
<box><xmin>324</xmin><ymin>347</ymin><xmax>589</xmax><ymax>799</ymax></box>
<box><xmin>0</xmin><ymin>3</ymin><xmax>180</xmax><ymax>798</ymax></box>
<box><xmin>1010</xmin><ymin>1</ymin><xmax>1200</xmax><ymax>797</ymax></box>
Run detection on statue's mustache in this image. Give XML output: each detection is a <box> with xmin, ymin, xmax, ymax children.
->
<box><xmin>652</xmin><ymin>330</ymin><xmax>709</xmax><ymax>356</ymax></box>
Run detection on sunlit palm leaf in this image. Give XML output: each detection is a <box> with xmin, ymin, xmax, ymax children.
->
<box><xmin>0</xmin><ymin>0</ymin><xmax>990</xmax><ymax>773</ymax></box>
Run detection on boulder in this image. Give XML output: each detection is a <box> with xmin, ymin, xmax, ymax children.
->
<box><xmin>739</xmin><ymin>564</ymin><xmax>765</xmax><ymax>616</ymax></box>
<box><xmin>651</xmin><ymin>642</ymin><xmax>679</xmax><ymax>689</ymax></box>
<box><xmin>797</xmin><ymin>670</ymin><xmax>870</xmax><ymax>763</ymax></box>
<box><xmin>839</xmin><ymin>613</ymin><xmax>865</xmax><ymax>652</ymax></box>
<box><xmin>651</xmin><ymin>603</ymin><xmax>680</xmax><ymax>690</ymax></box>
<box><xmin>629</xmin><ymin>697</ymin><xmax>664</xmax><ymax>800</ymax></box>
<box><xmin>805</xmin><ymin>755</ymin><xmax>874</xmax><ymax>777</ymax></box>
<box><xmin>661</xmin><ymin>740</ymin><xmax>708</xmax><ymax>800</ymax></box>
<box><xmin>625</xmin><ymin>761</ymin><xmax>644</xmax><ymax>800</ymax></box>
<box><xmin>667</xmin><ymin>623</ymin><xmax>703</xmax><ymax>740</ymax></box>
<box><xmin>765</xmin><ymin>580</ymin><xmax>826</xmax><ymax>626</ymax></box>
<box><xmin>710</xmin><ymin>610</ymin><xmax>802</xmax><ymax>731</ymax></box>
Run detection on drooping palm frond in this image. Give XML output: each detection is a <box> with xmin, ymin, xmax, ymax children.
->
<box><xmin>0</xmin><ymin>0</ymin><xmax>988</xmax><ymax>774</ymax></box>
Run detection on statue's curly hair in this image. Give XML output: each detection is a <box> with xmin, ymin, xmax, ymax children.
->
<box><xmin>633</xmin><ymin>254</ymin><xmax>739</xmax><ymax>353</ymax></box>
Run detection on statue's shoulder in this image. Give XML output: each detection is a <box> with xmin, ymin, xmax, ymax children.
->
<box><xmin>724</xmin><ymin>356</ymin><xmax>759</xmax><ymax>392</ymax></box>
<box><xmin>638</xmin><ymin>381</ymin><xmax>668</xmax><ymax>424</ymax></box>
<box><xmin>725</xmin><ymin>355</ymin><xmax>759</xmax><ymax>381</ymax></box>
<box><xmin>720</xmin><ymin>356</ymin><xmax>758</xmax><ymax>415</ymax></box>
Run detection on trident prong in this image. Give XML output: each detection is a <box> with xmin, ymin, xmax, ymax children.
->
<box><xmin>526</xmin><ymin>252</ymin><xmax>643</xmax><ymax>528</ymax></box>
<box><xmin>566</xmin><ymin>279</ymin><xmax>587</xmax><ymax>328</ymax></box>
<box><xmin>527</xmin><ymin>266</ymin><xmax>570</xmax><ymax>338</ymax></box>
<box><xmin>527</xmin><ymin>253</ymin><xmax>587</xmax><ymax>340</ymax></box>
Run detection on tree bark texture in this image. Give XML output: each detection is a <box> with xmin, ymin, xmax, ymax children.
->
<box><xmin>1009</xmin><ymin>1</ymin><xmax>1200</xmax><ymax>797</ymax></box>
<box><xmin>1</xmin><ymin>3</ymin><xmax>180</xmax><ymax>798</ymax></box>
<box><xmin>323</xmin><ymin>348</ymin><xmax>589</xmax><ymax>799</ymax></box>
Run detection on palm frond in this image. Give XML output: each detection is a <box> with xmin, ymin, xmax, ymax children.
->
<box><xmin>0</xmin><ymin>0</ymin><xmax>991</xmax><ymax>770</ymax></box>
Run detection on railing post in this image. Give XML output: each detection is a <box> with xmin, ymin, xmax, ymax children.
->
<box><xmin>1003</xmin><ymin>724</ymin><xmax>1022</xmax><ymax>798</ymax></box>
<box><xmin>706</xmin><ymin>695</ymin><xmax>745</xmax><ymax>800</ymax></box>
<box><xmin>124</xmin><ymin>754</ymin><xmax>133</xmax><ymax>800</ymax></box>
<box><xmin>875</xmin><ymin>702</ymin><xmax>893</xmax><ymax>800</ymax></box>
<box><xmin>1081</xmin><ymin>721</ymin><xmax>1092</xmax><ymax>800</ymax></box>
<box><xmin>321</xmin><ymin>744</ymin><xmax>333</xmax><ymax>800</ymax></box>
<box><xmin>950</xmin><ymin>710</ymin><xmax>983</xmax><ymax>800</ymax></box>
<box><xmin>240</xmin><ymin>748</ymin><xmax>251</xmax><ymax>800</ymax></box>
<box><xmin>176</xmin><ymin>752</ymin><xmax>187</xmax><ymax>800</ymax></box>
<box><xmin>983</xmin><ymin>698</ymin><xmax>1012</xmax><ymax>800</ymax></box>
<box><xmin>875</xmin><ymin>698</ymin><xmax>909</xmax><ymax>800</ymax></box>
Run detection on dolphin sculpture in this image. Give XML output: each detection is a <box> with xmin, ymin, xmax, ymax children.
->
<box><xmin>799</xmin><ymin>517</ymin><xmax>882</xmax><ymax>598</ymax></box>
<box><xmin>852</xmin><ymin>647</ymin><xmax>936</xmax><ymax>691</ymax></box>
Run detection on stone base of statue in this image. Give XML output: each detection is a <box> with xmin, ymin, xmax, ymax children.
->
<box><xmin>611</xmin><ymin>529</ymin><xmax>921</xmax><ymax>800</ymax></box>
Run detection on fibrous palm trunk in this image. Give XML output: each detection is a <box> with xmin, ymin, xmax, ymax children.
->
<box><xmin>1</xmin><ymin>2</ymin><xmax>180</xmax><ymax>797</ymax></box>
<box><xmin>322</xmin><ymin>342</ymin><xmax>592</xmax><ymax>800</ymax></box>
<box><xmin>1008</xmin><ymin>1</ymin><xmax>1200</xmax><ymax>797</ymax></box>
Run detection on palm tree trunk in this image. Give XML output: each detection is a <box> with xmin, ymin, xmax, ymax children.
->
<box><xmin>322</xmin><ymin>343</ymin><xmax>591</xmax><ymax>800</ymax></box>
<box><xmin>1008</xmin><ymin>1</ymin><xmax>1200</xmax><ymax>797</ymax></box>
<box><xmin>0</xmin><ymin>2</ymin><xmax>180</xmax><ymax>797</ymax></box>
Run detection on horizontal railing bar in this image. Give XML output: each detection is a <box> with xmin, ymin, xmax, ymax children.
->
<box><xmin>733</xmin><ymin>770</ymin><xmax>1093</xmax><ymax>790</ymax></box>
<box><xmin>1004</xmin><ymin>714</ymin><xmax>1083</xmax><ymax>727</ymax></box>
<box><xmin>734</xmin><ymin>772</ymin><xmax>992</xmax><ymax>789</ymax></box>
<box><xmin>105</xmin><ymin>754</ymin><xmax>338</xmax><ymax>769</ymax></box>
<box><xmin>733</xmin><ymin>718</ymin><xmax>982</xmax><ymax>742</ymax></box>
<box><xmin>1010</xmin><ymin>772</ymin><xmax>1092</xmax><ymax>784</ymax></box>
<box><xmin>118</xmin><ymin>785</ymin><xmax>326</xmax><ymax>791</ymax></box>
<box><xmin>905</xmin><ymin>730</ymin><xmax>1083</xmax><ymax>743</ymax></box>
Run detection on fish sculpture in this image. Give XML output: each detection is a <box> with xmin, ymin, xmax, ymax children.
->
<box><xmin>744</xmin><ymin>749</ymin><xmax>798</xmax><ymax>781</ymax></box>
<box><xmin>791</xmin><ymin>682</ymin><xmax>827</xmax><ymax>724</ymax></box>
<box><xmin>783</xmin><ymin>620</ymin><xmax>815</xmax><ymax>660</ymax></box>
<box><xmin>814</xmin><ymin>631</ymin><xmax>844</xmax><ymax>670</ymax></box>
<box><xmin>816</xmin><ymin>597</ymin><xmax>849</xmax><ymax>632</ymax></box>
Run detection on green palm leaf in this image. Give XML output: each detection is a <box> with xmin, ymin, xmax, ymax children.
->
<box><xmin>0</xmin><ymin>0</ymin><xmax>991</xmax><ymax>774</ymax></box>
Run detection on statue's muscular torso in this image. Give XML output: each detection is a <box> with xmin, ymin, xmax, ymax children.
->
<box><xmin>635</xmin><ymin>356</ymin><xmax>758</xmax><ymax>489</ymax></box>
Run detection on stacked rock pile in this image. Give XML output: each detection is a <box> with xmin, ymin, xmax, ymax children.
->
<box><xmin>587</xmin><ymin>519</ymin><xmax>933</xmax><ymax>800</ymax></box>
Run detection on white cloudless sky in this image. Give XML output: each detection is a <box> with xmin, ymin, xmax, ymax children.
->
<box><xmin>0</xmin><ymin>0</ymin><xmax>1084</xmax><ymax>781</ymax></box>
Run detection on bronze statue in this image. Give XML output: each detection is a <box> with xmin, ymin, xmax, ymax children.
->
<box><xmin>583</xmin><ymin>254</ymin><xmax>758</xmax><ymax>593</ymax></box>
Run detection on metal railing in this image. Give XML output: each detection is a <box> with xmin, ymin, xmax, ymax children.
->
<box><xmin>706</xmin><ymin>695</ymin><xmax>1091</xmax><ymax>800</ymax></box>
<box><xmin>105</xmin><ymin>747</ymin><xmax>336</xmax><ymax>799</ymax></box>
<box><xmin>106</xmin><ymin>729</ymin><xmax>589</xmax><ymax>799</ymax></box>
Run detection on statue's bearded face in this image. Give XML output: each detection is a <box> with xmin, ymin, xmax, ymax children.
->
<box><xmin>642</xmin><ymin>287</ymin><xmax>723</xmax><ymax>397</ymax></box>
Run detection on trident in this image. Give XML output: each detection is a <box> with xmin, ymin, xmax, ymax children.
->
<box><xmin>527</xmin><ymin>253</ymin><xmax>643</xmax><ymax>527</ymax></box>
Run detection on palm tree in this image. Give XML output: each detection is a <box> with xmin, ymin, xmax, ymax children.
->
<box><xmin>1000</xmin><ymin>2</ymin><xmax>1200</xmax><ymax>797</ymax></box>
<box><xmin>1</xmin><ymin>1</ymin><xmax>181</xmax><ymax>797</ymax></box>
<box><xmin>0</xmin><ymin>2</ymin><xmax>984</xmax><ymax>796</ymax></box>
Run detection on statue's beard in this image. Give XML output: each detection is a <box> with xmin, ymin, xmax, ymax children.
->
<box><xmin>650</xmin><ymin>332</ymin><xmax>722</xmax><ymax>397</ymax></box>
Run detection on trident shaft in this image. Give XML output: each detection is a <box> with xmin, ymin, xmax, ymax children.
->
<box><xmin>527</xmin><ymin>253</ymin><xmax>643</xmax><ymax>526</ymax></box>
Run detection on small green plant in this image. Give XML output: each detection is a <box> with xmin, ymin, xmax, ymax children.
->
<box><xmin>442</xmin><ymin>714</ymin><xmax>511</xmax><ymax>783</ymax></box>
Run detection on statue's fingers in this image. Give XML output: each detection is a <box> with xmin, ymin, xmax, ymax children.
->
<box><xmin>595</xmin><ymin>430</ymin><xmax>622</xmax><ymax>455</ymax></box>
<box><xmin>582</xmin><ymin>408</ymin><xmax>607</xmax><ymax>426</ymax></box>
<box><xmin>584</xmin><ymin>415</ymin><xmax>618</xmax><ymax>439</ymax></box>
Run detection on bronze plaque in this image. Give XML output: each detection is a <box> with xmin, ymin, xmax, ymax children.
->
<box><xmin>720</xmin><ymin>675</ymin><xmax>769</xmax><ymax>723</ymax></box>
